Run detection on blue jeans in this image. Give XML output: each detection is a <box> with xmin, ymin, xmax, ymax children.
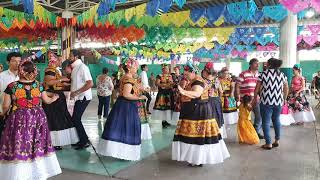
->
<box><xmin>98</xmin><ymin>95</ymin><xmax>111</xmax><ymax>118</ymax></box>
<box><xmin>260</xmin><ymin>103</ymin><xmax>282</xmax><ymax>145</ymax></box>
<box><xmin>253</xmin><ymin>102</ymin><xmax>262</xmax><ymax>134</ymax></box>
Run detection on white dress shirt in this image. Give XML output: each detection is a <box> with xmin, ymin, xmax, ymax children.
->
<box><xmin>140</xmin><ymin>71</ymin><xmax>150</xmax><ymax>88</ymax></box>
<box><xmin>71</xmin><ymin>59</ymin><xmax>93</xmax><ymax>101</ymax></box>
<box><xmin>0</xmin><ymin>69</ymin><xmax>19</xmax><ymax>112</ymax></box>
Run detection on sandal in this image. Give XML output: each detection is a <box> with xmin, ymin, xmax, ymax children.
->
<box><xmin>261</xmin><ymin>144</ymin><xmax>272</xmax><ymax>150</ymax></box>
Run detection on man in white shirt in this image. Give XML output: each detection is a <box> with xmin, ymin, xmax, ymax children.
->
<box><xmin>0</xmin><ymin>52</ymin><xmax>21</xmax><ymax>136</ymax></box>
<box><xmin>0</xmin><ymin>52</ymin><xmax>21</xmax><ymax>112</ymax></box>
<box><xmin>140</xmin><ymin>64</ymin><xmax>152</xmax><ymax>114</ymax></box>
<box><xmin>69</xmin><ymin>50</ymin><xmax>93</xmax><ymax>150</ymax></box>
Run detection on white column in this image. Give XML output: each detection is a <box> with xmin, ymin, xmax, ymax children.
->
<box><xmin>279</xmin><ymin>11</ymin><xmax>298</xmax><ymax>83</ymax></box>
<box><xmin>279</xmin><ymin>11</ymin><xmax>298</xmax><ymax>68</ymax></box>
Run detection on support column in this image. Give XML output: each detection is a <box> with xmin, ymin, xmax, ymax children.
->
<box><xmin>225</xmin><ymin>56</ymin><xmax>231</xmax><ymax>69</ymax></box>
<box><xmin>61</xmin><ymin>11</ymin><xmax>75</xmax><ymax>61</ymax></box>
<box><xmin>279</xmin><ymin>11</ymin><xmax>298</xmax><ymax>84</ymax></box>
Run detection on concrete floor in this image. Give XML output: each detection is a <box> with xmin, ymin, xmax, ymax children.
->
<box><xmin>51</xmin><ymin>93</ymin><xmax>320</xmax><ymax>180</ymax></box>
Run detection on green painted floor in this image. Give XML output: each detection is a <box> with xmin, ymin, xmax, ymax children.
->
<box><xmin>56</xmin><ymin>117</ymin><xmax>176</xmax><ymax>176</ymax></box>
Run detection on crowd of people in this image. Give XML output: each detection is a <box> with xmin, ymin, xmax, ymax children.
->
<box><xmin>0</xmin><ymin>50</ymin><xmax>318</xmax><ymax>179</ymax></box>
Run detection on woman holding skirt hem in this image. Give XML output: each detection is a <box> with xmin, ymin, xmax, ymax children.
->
<box><xmin>97</xmin><ymin>58</ymin><xmax>147</xmax><ymax>161</ymax></box>
<box><xmin>172</xmin><ymin>62</ymin><xmax>230</xmax><ymax>166</ymax></box>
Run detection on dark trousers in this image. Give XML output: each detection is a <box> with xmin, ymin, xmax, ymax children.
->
<box><xmin>142</xmin><ymin>91</ymin><xmax>151</xmax><ymax>112</ymax></box>
<box><xmin>98</xmin><ymin>95</ymin><xmax>111</xmax><ymax>118</ymax></box>
<box><xmin>72</xmin><ymin>97</ymin><xmax>90</xmax><ymax>145</ymax></box>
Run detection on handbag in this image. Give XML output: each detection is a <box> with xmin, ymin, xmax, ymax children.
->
<box><xmin>281</xmin><ymin>103</ymin><xmax>289</xmax><ymax>114</ymax></box>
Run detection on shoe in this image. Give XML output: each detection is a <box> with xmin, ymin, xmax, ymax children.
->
<box><xmin>188</xmin><ymin>164</ymin><xmax>203</xmax><ymax>167</ymax></box>
<box><xmin>261</xmin><ymin>144</ymin><xmax>272</xmax><ymax>150</ymax></box>
<box><xmin>258</xmin><ymin>134</ymin><xmax>264</xmax><ymax>139</ymax></box>
<box><xmin>162</xmin><ymin>122</ymin><xmax>168</xmax><ymax>128</ymax></box>
<box><xmin>75</xmin><ymin>143</ymin><xmax>90</xmax><ymax>150</ymax></box>
<box><xmin>54</xmin><ymin>146</ymin><xmax>62</xmax><ymax>151</ymax></box>
<box><xmin>272</xmin><ymin>142</ymin><xmax>279</xmax><ymax>148</ymax></box>
<box><xmin>98</xmin><ymin>115</ymin><xmax>102</xmax><ymax>120</ymax></box>
<box><xmin>163</xmin><ymin>121</ymin><xmax>171</xmax><ymax>127</ymax></box>
<box><xmin>71</xmin><ymin>142</ymin><xmax>81</xmax><ymax>147</ymax></box>
<box><xmin>147</xmin><ymin>111</ymin><xmax>151</xmax><ymax>114</ymax></box>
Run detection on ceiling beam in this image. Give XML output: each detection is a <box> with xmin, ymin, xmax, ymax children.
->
<box><xmin>38</xmin><ymin>2</ymin><xmax>64</xmax><ymax>10</ymax></box>
<box><xmin>68</xmin><ymin>1</ymin><xmax>84</xmax><ymax>9</ymax></box>
<box><xmin>80</xmin><ymin>0</ymin><xmax>98</xmax><ymax>5</ymax></box>
<box><xmin>65</xmin><ymin>6</ymin><xmax>92</xmax><ymax>11</ymax></box>
<box><xmin>50</xmin><ymin>0</ymin><xmax>62</xmax><ymax>6</ymax></box>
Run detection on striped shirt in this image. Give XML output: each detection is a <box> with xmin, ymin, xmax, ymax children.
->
<box><xmin>258</xmin><ymin>69</ymin><xmax>287</xmax><ymax>106</ymax></box>
<box><xmin>237</xmin><ymin>70</ymin><xmax>259</xmax><ymax>97</ymax></box>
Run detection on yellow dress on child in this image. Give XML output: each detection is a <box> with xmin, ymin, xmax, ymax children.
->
<box><xmin>237</xmin><ymin>104</ymin><xmax>259</xmax><ymax>145</ymax></box>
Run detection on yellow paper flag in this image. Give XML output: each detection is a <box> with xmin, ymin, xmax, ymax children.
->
<box><xmin>171</xmin><ymin>11</ymin><xmax>190</xmax><ymax>27</ymax></box>
<box><xmin>160</xmin><ymin>13</ymin><xmax>172</xmax><ymax>26</ymax></box>
<box><xmin>197</xmin><ymin>17</ymin><xmax>208</xmax><ymax>28</ymax></box>
<box><xmin>213</xmin><ymin>17</ymin><xmax>224</xmax><ymax>27</ymax></box>
<box><xmin>125</xmin><ymin>7</ymin><xmax>135</xmax><ymax>22</ymax></box>
<box><xmin>135</xmin><ymin>3</ymin><xmax>146</xmax><ymax>19</ymax></box>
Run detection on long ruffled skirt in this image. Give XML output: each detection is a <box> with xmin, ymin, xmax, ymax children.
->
<box><xmin>0</xmin><ymin>107</ymin><xmax>61</xmax><ymax>180</ymax></box>
<box><xmin>97</xmin><ymin>97</ymin><xmax>141</xmax><ymax>161</ymax></box>
<box><xmin>172</xmin><ymin>100</ymin><xmax>230</xmax><ymax>165</ymax></box>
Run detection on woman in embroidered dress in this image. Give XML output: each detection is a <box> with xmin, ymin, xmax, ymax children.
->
<box><xmin>287</xmin><ymin>64</ymin><xmax>316</xmax><ymax>125</ymax></box>
<box><xmin>171</xmin><ymin>66</ymin><xmax>186</xmax><ymax>126</ymax></box>
<box><xmin>0</xmin><ymin>59</ymin><xmax>61</xmax><ymax>180</ymax></box>
<box><xmin>97</xmin><ymin>58</ymin><xmax>147</xmax><ymax>161</ymax></box>
<box><xmin>152</xmin><ymin>64</ymin><xmax>174</xmax><ymax>128</ymax></box>
<box><xmin>42</xmin><ymin>52</ymin><xmax>79</xmax><ymax>150</ymax></box>
<box><xmin>201</xmin><ymin>62</ymin><xmax>227</xmax><ymax>138</ymax></box>
<box><xmin>219</xmin><ymin>67</ymin><xmax>238</xmax><ymax>125</ymax></box>
<box><xmin>172</xmin><ymin>62</ymin><xmax>230</xmax><ymax>167</ymax></box>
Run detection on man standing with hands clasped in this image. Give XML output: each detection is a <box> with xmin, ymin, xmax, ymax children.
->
<box><xmin>69</xmin><ymin>50</ymin><xmax>94</xmax><ymax>150</ymax></box>
<box><xmin>236</xmin><ymin>58</ymin><xmax>264</xmax><ymax>139</ymax></box>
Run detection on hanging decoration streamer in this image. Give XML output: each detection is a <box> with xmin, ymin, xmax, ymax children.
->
<box><xmin>174</xmin><ymin>0</ymin><xmax>186</xmax><ymax>9</ymax></box>
<box><xmin>205</xmin><ymin>5</ymin><xmax>225</xmax><ymax>24</ymax></box>
<box><xmin>262</xmin><ymin>5</ymin><xmax>288</xmax><ymax>22</ymax></box>
<box><xmin>146</xmin><ymin>0</ymin><xmax>160</xmax><ymax>17</ymax></box>
<box><xmin>159</xmin><ymin>0</ymin><xmax>172</xmax><ymax>13</ymax></box>
<box><xmin>190</xmin><ymin>8</ymin><xmax>206</xmax><ymax>23</ymax></box>
<box><xmin>76</xmin><ymin>1</ymin><xmax>301</xmax><ymax>29</ymax></box>
<box><xmin>77</xmin><ymin>25</ymin><xmax>145</xmax><ymax>44</ymax></box>
<box><xmin>279</xmin><ymin>0</ymin><xmax>320</xmax><ymax>14</ymax></box>
<box><xmin>92</xmin><ymin>49</ymin><xmax>117</xmax><ymax>64</ymax></box>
